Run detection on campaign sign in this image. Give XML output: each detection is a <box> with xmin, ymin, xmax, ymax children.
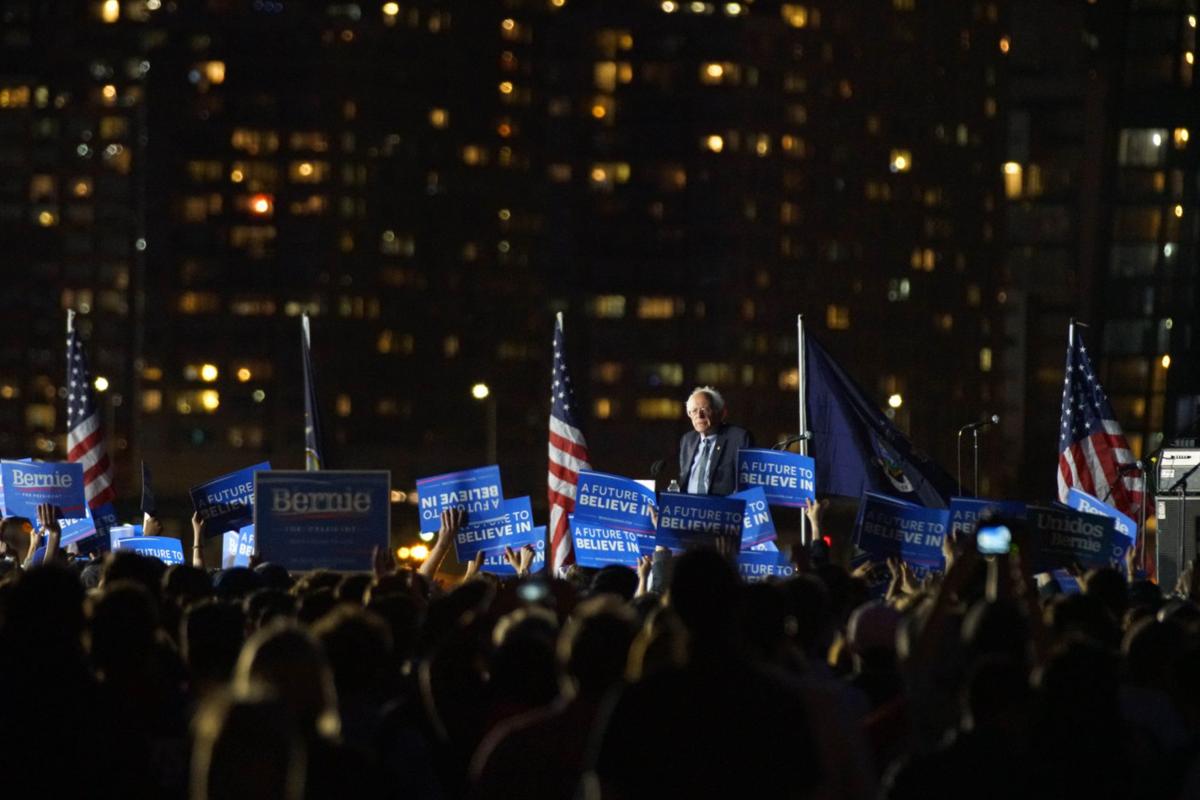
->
<box><xmin>108</xmin><ymin>524</ymin><xmax>140</xmax><ymax>550</ymax></box>
<box><xmin>855</xmin><ymin>492</ymin><xmax>949</xmax><ymax>568</ymax></box>
<box><xmin>90</xmin><ymin>501</ymin><xmax>118</xmax><ymax>537</ymax></box>
<box><xmin>453</xmin><ymin>496</ymin><xmax>540</xmax><ymax>561</ymax></box>
<box><xmin>190</xmin><ymin>462</ymin><xmax>271</xmax><ymax>535</ymax></box>
<box><xmin>731</xmin><ymin>488</ymin><xmax>777</xmax><ymax>548</ymax></box>
<box><xmin>569</xmin><ymin>516</ymin><xmax>641</xmax><ymax>568</ymax></box>
<box><xmin>222</xmin><ymin>525</ymin><xmax>255</xmax><ymax>569</ymax></box>
<box><xmin>736</xmin><ymin>449</ymin><xmax>816</xmax><ymax>507</ymax></box>
<box><xmin>1</xmin><ymin>460</ymin><xmax>86</xmax><ymax>519</ymax></box>
<box><xmin>1066</xmin><ymin>488</ymin><xmax>1138</xmax><ymax>546</ymax></box>
<box><xmin>655</xmin><ymin>493</ymin><xmax>745</xmax><ymax>552</ymax></box>
<box><xmin>481</xmin><ymin>531</ymin><xmax>547</xmax><ymax>576</ymax></box>
<box><xmin>1027</xmin><ymin>505</ymin><xmax>1128</xmax><ymax>572</ymax></box>
<box><xmin>949</xmin><ymin>497</ymin><xmax>1028</xmax><ymax>536</ymax></box>
<box><xmin>416</xmin><ymin>466</ymin><xmax>504</xmax><ymax>533</ymax></box>
<box><xmin>59</xmin><ymin>515</ymin><xmax>97</xmax><ymax>547</ymax></box>
<box><xmin>738</xmin><ymin>550</ymin><xmax>796</xmax><ymax>583</ymax></box>
<box><xmin>574</xmin><ymin>471</ymin><xmax>657</xmax><ymax>533</ymax></box>
<box><xmin>118</xmin><ymin>536</ymin><xmax>185</xmax><ymax>565</ymax></box>
<box><xmin>255</xmin><ymin>471</ymin><xmax>390</xmax><ymax>571</ymax></box>
<box><xmin>750</xmin><ymin>539</ymin><xmax>779</xmax><ymax>553</ymax></box>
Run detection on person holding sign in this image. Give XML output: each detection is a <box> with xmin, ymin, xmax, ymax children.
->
<box><xmin>678</xmin><ymin>386</ymin><xmax>754</xmax><ymax>496</ymax></box>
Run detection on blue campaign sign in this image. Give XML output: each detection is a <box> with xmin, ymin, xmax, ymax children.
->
<box><xmin>190</xmin><ymin>462</ymin><xmax>271</xmax><ymax>535</ymax></box>
<box><xmin>59</xmin><ymin>515</ymin><xmax>97</xmax><ymax>546</ymax></box>
<box><xmin>453</xmin><ymin>496</ymin><xmax>540</xmax><ymax>561</ymax></box>
<box><xmin>738</xmin><ymin>550</ymin><xmax>796</xmax><ymax>583</ymax></box>
<box><xmin>1066</xmin><ymin>488</ymin><xmax>1138</xmax><ymax>546</ymax></box>
<box><xmin>949</xmin><ymin>497</ymin><xmax>1027</xmax><ymax>536</ymax></box>
<box><xmin>855</xmin><ymin>492</ymin><xmax>949</xmax><ymax>568</ymax></box>
<box><xmin>731</xmin><ymin>488</ymin><xmax>777</xmax><ymax>548</ymax></box>
<box><xmin>118</xmin><ymin>536</ymin><xmax>185</xmax><ymax>565</ymax></box>
<box><xmin>481</xmin><ymin>530</ymin><xmax>547</xmax><ymax>576</ymax></box>
<box><xmin>255</xmin><ymin>471</ymin><xmax>390</xmax><ymax>571</ymax></box>
<box><xmin>222</xmin><ymin>525</ymin><xmax>255</xmax><ymax>568</ymax></box>
<box><xmin>569</xmin><ymin>516</ymin><xmax>641</xmax><ymax>568</ymax></box>
<box><xmin>0</xmin><ymin>460</ymin><xmax>87</xmax><ymax>519</ymax></box>
<box><xmin>655</xmin><ymin>493</ymin><xmax>745</xmax><ymax>552</ymax></box>
<box><xmin>736</xmin><ymin>448</ymin><xmax>816</xmax><ymax>507</ymax></box>
<box><xmin>108</xmin><ymin>524</ymin><xmax>140</xmax><ymax>551</ymax></box>
<box><xmin>90</xmin><ymin>501</ymin><xmax>118</xmax><ymax>537</ymax></box>
<box><xmin>1027</xmin><ymin>504</ymin><xmax>1128</xmax><ymax>572</ymax></box>
<box><xmin>416</xmin><ymin>466</ymin><xmax>504</xmax><ymax>533</ymax></box>
<box><xmin>750</xmin><ymin>539</ymin><xmax>778</xmax><ymax>553</ymax></box>
<box><xmin>573</xmin><ymin>471</ymin><xmax>657</xmax><ymax>534</ymax></box>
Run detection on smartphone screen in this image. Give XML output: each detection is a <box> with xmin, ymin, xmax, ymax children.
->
<box><xmin>976</xmin><ymin>524</ymin><xmax>1012</xmax><ymax>555</ymax></box>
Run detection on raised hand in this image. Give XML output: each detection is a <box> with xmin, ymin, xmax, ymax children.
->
<box><xmin>462</xmin><ymin>550</ymin><xmax>485</xmax><ymax>583</ymax></box>
<box><xmin>191</xmin><ymin>512</ymin><xmax>206</xmax><ymax>569</ymax></box>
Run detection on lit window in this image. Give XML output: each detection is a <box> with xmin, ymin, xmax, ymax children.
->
<box><xmin>778</xmin><ymin>369</ymin><xmax>799</xmax><ymax>391</ymax></box>
<box><xmin>336</xmin><ymin>394</ymin><xmax>352</xmax><ymax>417</ymax></box>
<box><xmin>590</xmin><ymin>295</ymin><xmax>626</xmax><ymax>318</ymax></box>
<box><xmin>979</xmin><ymin>348</ymin><xmax>993</xmax><ymax>372</ymax></box>
<box><xmin>999</xmin><ymin>36</ymin><xmax>1010</xmax><ymax>54</ymax></box>
<box><xmin>781</xmin><ymin>135</ymin><xmax>806</xmax><ymax>158</ymax></box>
<box><xmin>429</xmin><ymin>107</ymin><xmax>449</xmax><ymax>128</ymax></box>
<box><xmin>101</xmin><ymin>0</ymin><xmax>119</xmax><ymax>23</ymax></box>
<box><xmin>825</xmin><ymin>304</ymin><xmax>851</xmax><ymax>330</ymax></box>
<box><xmin>887</xmin><ymin>278</ymin><xmax>911</xmax><ymax>302</ymax></box>
<box><xmin>0</xmin><ymin>85</ymin><xmax>31</xmax><ymax>108</ymax></box>
<box><xmin>289</xmin><ymin>160</ymin><xmax>328</xmax><ymax>183</ymax></box>
<box><xmin>443</xmin><ymin>336</ymin><xmax>459</xmax><ymax>357</ymax></box>
<box><xmin>548</xmin><ymin>163</ymin><xmax>572</xmax><ymax>182</ymax></box>
<box><xmin>700</xmin><ymin>62</ymin><xmax>739</xmax><ymax>85</ymax></box>
<box><xmin>589</xmin><ymin>162</ymin><xmax>631</xmax><ymax>189</ymax></box>
<box><xmin>889</xmin><ymin>149</ymin><xmax>912</xmax><ymax>173</ymax></box>
<box><xmin>781</xmin><ymin>4</ymin><xmax>808</xmax><ymax>27</ymax></box>
<box><xmin>638</xmin><ymin>297</ymin><xmax>680</xmax><ymax>319</ymax></box>
<box><xmin>594</xmin><ymin>398</ymin><xmax>614</xmax><ymax>419</ymax></box>
<box><xmin>1175</xmin><ymin>127</ymin><xmax>1189</xmax><ymax>148</ymax></box>
<box><xmin>289</xmin><ymin>132</ymin><xmax>329</xmax><ymax>152</ymax></box>
<box><xmin>636</xmin><ymin>398</ymin><xmax>678</xmax><ymax>420</ymax></box>
<box><xmin>231</xmin><ymin>128</ymin><xmax>280</xmax><ymax>155</ymax></box>
<box><xmin>594</xmin><ymin>62</ymin><xmax>618</xmax><ymax>92</ymax></box>
<box><xmin>644</xmin><ymin>363</ymin><xmax>684</xmax><ymax>386</ymax></box>
<box><xmin>704</xmin><ymin>134</ymin><xmax>725</xmax><ymax>153</ymax></box>
<box><xmin>462</xmin><ymin>145</ymin><xmax>487</xmax><ymax>166</ymax></box>
<box><xmin>141</xmin><ymin>390</ymin><xmax>162</xmax><ymax>413</ymax></box>
<box><xmin>592</xmin><ymin>362</ymin><xmax>624</xmax><ymax>383</ymax></box>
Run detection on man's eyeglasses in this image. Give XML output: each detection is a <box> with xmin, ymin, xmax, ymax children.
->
<box><xmin>687</xmin><ymin>407</ymin><xmax>713</xmax><ymax>419</ymax></box>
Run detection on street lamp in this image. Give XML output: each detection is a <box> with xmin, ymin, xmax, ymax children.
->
<box><xmin>472</xmin><ymin>383</ymin><xmax>497</xmax><ymax>464</ymax></box>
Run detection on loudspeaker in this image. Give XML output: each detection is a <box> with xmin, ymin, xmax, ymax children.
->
<box><xmin>1155</xmin><ymin>496</ymin><xmax>1200</xmax><ymax>590</ymax></box>
<box><xmin>1159</xmin><ymin>449</ymin><xmax>1200</xmax><ymax>495</ymax></box>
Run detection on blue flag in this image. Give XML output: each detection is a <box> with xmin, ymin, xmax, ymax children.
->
<box><xmin>302</xmin><ymin>314</ymin><xmax>325</xmax><ymax>471</ymax></box>
<box><xmin>805</xmin><ymin>332</ymin><xmax>956</xmax><ymax>507</ymax></box>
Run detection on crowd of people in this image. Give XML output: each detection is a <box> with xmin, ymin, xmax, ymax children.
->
<box><xmin>2</xmin><ymin>493</ymin><xmax>1200</xmax><ymax>800</ymax></box>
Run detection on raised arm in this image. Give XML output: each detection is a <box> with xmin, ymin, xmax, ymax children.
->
<box><xmin>418</xmin><ymin>508</ymin><xmax>462</xmax><ymax>581</ymax></box>
<box><xmin>191</xmin><ymin>512</ymin><xmax>206</xmax><ymax>569</ymax></box>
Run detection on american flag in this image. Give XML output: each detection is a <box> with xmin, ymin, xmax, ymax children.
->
<box><xmin>548</xmin><ymin>312</ymin><xmax>592</xmax><ymax>576</ymax></box>
<box><xmin>66</xmin><ymin>310</ymin><xmax>115</xmax><ymax>510</ymax></box>
<box><xmin>1057</xmin><ymin>324</ymin><xmax>1143</xmax><ymax>522</ymax></box>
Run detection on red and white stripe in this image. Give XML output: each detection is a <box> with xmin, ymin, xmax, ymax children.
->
<box><xmin>548</xmin><ymin>415</ymin><xmax>591</xmax><ymax>576</ymax></box>
<box><xmin>1057</xmin><ymin>421</ymin><xmax>1143</xmax><ymax>522</ymax></box>
<box><xmin>67</xmin><ymin>403</ymin><xmax>114</xmax><ymax>508</ymax></box>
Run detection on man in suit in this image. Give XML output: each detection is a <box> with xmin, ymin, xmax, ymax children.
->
<box><xmin>678</xmin><ymin>386</ymin><xmax>754</xmax><ymax>496</ymax></box>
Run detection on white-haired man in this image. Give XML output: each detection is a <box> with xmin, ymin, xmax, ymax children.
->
<box><xmin>678</xmin><ymin>386</ymin><xmax>754</xmax><ymax>496</ymax></box>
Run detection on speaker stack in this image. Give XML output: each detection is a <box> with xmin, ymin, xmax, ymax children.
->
<box><xmin>1156</xmin><ymin>448</ymin><xmax>1200</xmax><ymax>591</ymax></box>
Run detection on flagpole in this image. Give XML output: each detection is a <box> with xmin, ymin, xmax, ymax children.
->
<box><xmin>797</xmin><ymin>314</ymin><xmax>810</xmax><ymax>547</ymax></box>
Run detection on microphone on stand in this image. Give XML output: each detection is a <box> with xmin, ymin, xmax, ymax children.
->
<box><xmin>1115</xmin><ymin>461</ymin><xmax>1144</xmax><ymax>475</ymax></box>
<box><xmin>773</xmin><ymin>432</ymin><xmax>812</xmax><ymax>450</ymax></box>
<box><xmin>958</xmin><ymin>414</ymin><xmax>1000</xmax><ymax>434</ymax></box>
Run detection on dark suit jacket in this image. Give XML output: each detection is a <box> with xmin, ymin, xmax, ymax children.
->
<box><xmin>678</xmin><ymin>424</ymin><xmax>754</xmax><ymax>496</ymax></box>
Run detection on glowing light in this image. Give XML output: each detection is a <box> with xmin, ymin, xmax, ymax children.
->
<box><xmin>101</xmin><ymin>0</ymin><xmax>119</xmax><ymax>23</ymax></box>
<box><xmin>1191</xmin><ymin>15</ymin><xmax>1197</xmax><ymax>28</ymax></box>
<box><xmin>250</xmin><ymin>194</ymin><xmax>272</xmax><ymax>215</ymax></box>
<box><xmin>230</xmin><ymin>168</ymin><xmax>244</xmax><ymax>183</ymax></box>
<box><xmin>551</xmin><ymin>0</ymin><xmax>566</xmax><ymax>7</ymax></box>
<box><xmin>252</xmin><ymin>389</ymin><xmax>266</xmax><ymax>403</ymax></box>
<box><xmin>661</xmin><ymin>0</ymin><xmax>678</xmax><ymax>10</ymax></box>
<box><xmin>297</xmin><ymin>161</ymin><xmax>314</xmax><ymax>177</ymax></box>
<box><xmin>887</xmin><ymin>393</ymin><xmax>903</xmax><ymax>409</ymax></box>
<box><xmin>471</xmin><ymin>382</ymin><xmax>491</xmax><ymax>400</ymax></box>
<box><xmin>499</xmin><ymin>81</ymin><xmax>514</xmax><ymax>95</ymax></box>
<box><xmin>1003</xmin><ymin>161</ymin><xmax>1021</xmax><ymax>175</ymax></box>
<box><xmin>236</xmin><ymin>367</ymin><xmax>252</xmax><ymax>382</ymax></box>
<box><xmin>501</xmin><ymin>18</ymin><xmax>515</xmax><ymax>31</ymax></box>
<box><xmin>1174</xmin><ymin>204</ymin><xmax>1184</xmax><ymax>218</ymax></box>
<box><xmin>890</xmin><ymin>151</ymin><xmax>911</xmax><ymax>172</ymax></box>
<box><xmin>705</xmin><ymin>63</ymin><xmax>724</xmax><ymax>79</ymax></box>
<box><xmin>418</xmin><ymin>530</ymin><xmax>436</xmax><ymax>542</ymax></box>
<box><xmin>36</xmin><ymin>210</ymin><xmax>55</xmax><ymax>227</ymax></box>
<box><xmin>199</xmin><ymin>363</ymin><xmax>218</xmax><ymax>382</ymax></box>
<box><xmin>94</xmin><ymin>376</ymin><xmax>110</xmax><ymax>392</ymax></box>
<box><xmin>1152</xmin><ymin>132</ymin><xmax>1163</xmax><ymax>146</ymax></box>
<box><xmin>705</xmin><ymin>134</ymin><xmax>724</xmax><ymax>153</ymax></box>
<box><xmin>999</xmin><ymin>36</ymin><xmax>1010</xmax><ymax>53</ymax></box>
<box><xmin>101</xmin><ymin>84</ymin><xmax>117</xmax><ymax>100</ymax></box>
<box><xmin>1188</xmin><ymin>52</ymin><xmax>1196</xmax><ymax>65</ymax></box>
<box><xmin>397</xmin><ymin>546</ymin><xmax>411</xmax><ymax>560</ymax></box>
<box><xmin>411</xmin><ymin>545</ymin><xmax>429</xmax><ymax>560</ymax></box>
<box><xmin>724</xmin><ymin>2</ymin><xmax>742</xmax><ymax>15</ymax></box>
<box><xmin>591</xmin><ymin>104</ymin><xmax>607</xmax><ymax>119</ymax></box>
<box><xmin>1162</xmin><ymin>355</ymin><xmax>1172</xmax><ymax>369</ymax></box>
<box><xmin>382</xmin><ymin>2</ymin><xmax>400</xmax><ymax>15</ymax></box>
<box><xmin>201</xmin><ymin>390</ymin><xmax>220</xmax><ymax>411</ymax></box>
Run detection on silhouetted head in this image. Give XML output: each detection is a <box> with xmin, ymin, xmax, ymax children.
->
<box><xmin>559</xmin><ymin>596</ymin><xmax>637</xmax><ymax>700</ymax></box>
<box><xmin>234</xmin><ymin>623</ymin><xmax>339</xmax><ymax>739</ymax></box>
<box><xmin>191</xmin><ymin>687</ymin><xmax>305</xmax><ymax>800</ymax></box>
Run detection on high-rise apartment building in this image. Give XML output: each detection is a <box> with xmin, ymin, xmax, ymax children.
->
<box><xmin>1</xmin><ymin>0</ymin><xmax>1014</xmax><ymax>523</ymax></box>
